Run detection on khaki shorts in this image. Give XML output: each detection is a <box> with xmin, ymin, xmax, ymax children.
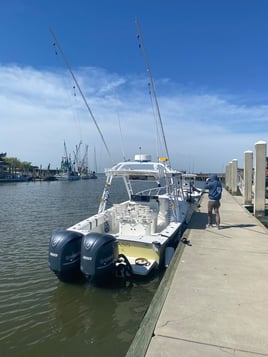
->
<box><xmin>208</xmin><ymin>200</ymin><xmax>221</xmax><ymax>210</ymax></box>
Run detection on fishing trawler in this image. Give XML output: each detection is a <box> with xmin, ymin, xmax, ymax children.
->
<box><xmin>55</xmin><ymin>142</ymin><xmax>80</xmax><ymax>181</ymax></box>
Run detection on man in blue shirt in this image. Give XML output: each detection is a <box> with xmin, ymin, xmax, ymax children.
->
<box><xmin>205</xmin><ymin>174</ymin><xmax>222</xmax><ymax>229</ymax></box>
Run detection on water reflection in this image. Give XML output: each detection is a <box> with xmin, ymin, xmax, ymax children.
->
<box><xmin>45</xmin><ymin>275</ymin><xmax>161</xmax><ymax>357</ymax></box>
<box><xmin>0</xmin><ymin>179</ymin><xmax>160</xmax><ymax>357</ymax></box>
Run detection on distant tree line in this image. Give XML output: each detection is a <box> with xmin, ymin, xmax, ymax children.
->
<box><xmin>5</xmin><ymin>157</ymin><xmax>34</xmax><ymax>170</ymax></box>
<box><xmin>0</xmin><ymin>153</ymin><xmax>37</xmax><ymax>172</ymax></box>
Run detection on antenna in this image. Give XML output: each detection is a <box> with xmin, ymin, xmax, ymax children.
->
<box><xmin>49</xmin><ymin>27</ymin><xmax>114</xmax><ymax>165</ymax></box>
<box><xmin>135</xmin><ymin>17</ymin><xmax>170</xmax><ymax>167</ymax></box>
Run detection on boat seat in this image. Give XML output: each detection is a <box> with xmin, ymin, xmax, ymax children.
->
<box><xmin>119</xmin><ymin>222</ymin><xmax>152</xmax><ymax>236</ymax></box>
<box><xmin>117</xmin><ymin>203</ymin><xmax>157</xmax><ymax>235</ymax></box>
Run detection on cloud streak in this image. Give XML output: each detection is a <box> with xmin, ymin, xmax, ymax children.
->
<box><xmin>0</xmin><ymin>64</ymin><xmax>267</xmax><ymax>172</ymax></box>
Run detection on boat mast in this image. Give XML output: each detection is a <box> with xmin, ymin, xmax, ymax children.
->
<box><xmin>63</xmin><ymin>140</ymin><xmax>69</xmax><ymax>167</ymax></box>
<box><xmin>135</xmin><ymin>17</ymin><xmax>171</xmax><ymax>168</ymax></box>
<box><xmin>49</xmin><ymin>28</ymin><xmax>114</xmax><ymax>165</ymax></box>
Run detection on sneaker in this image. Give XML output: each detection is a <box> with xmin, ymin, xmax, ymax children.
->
<box><xmin>206</xmin><ymin>224</ymin><xmax>212</xmax><ymax>228</ymax></box>
<box><xmin>216</xmin><ymin>225</ymin><xmax>221</xmax><ymax>230</ymax></box>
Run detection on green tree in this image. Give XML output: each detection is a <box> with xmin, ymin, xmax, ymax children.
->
<box><xmin>5</xmin><ymin>157</ymin><xmax>32</xmax><ymax>171</ymax></box>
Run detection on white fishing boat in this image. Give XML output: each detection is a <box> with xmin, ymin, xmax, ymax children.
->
<box><xmin>48</xmin><ymin>20</ymin><xmax>193</xmax><ymax>284</ymax></box>
<box><xmin>55</xmin><ymin>171</ymin><xmax>80</xmax><ymax>181</ymax></box>
<box><xmin>48</xmin><ymin>154</ymin><xmax>191</xmax><ymax>282</ymax></box>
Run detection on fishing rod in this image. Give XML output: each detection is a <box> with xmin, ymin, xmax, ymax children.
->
<box><xmin>118</xmin><ymin>114</ymin><xmax>126</xmax><ymax>161</ymax></box>
<box><xmin>135</xmin><ymin>16</ymin><xmax>171</xmax><ymax>168</ymax></box>
<box><xmin>49</xmin><ymin>27</ymin><xmax>114</xmax><ymax>165</ymax></box>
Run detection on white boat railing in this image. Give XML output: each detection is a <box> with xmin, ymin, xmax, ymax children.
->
<box><xmin>135</xmin><ymin>187</ymin><xmax>166</xmax><ymax>197</ymax></box>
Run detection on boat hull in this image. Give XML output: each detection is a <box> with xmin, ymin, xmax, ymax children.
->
<box><xmin>117</xmin><ymin>224</ymin><xmax>182</xmax><ymax>275</ymax></box>
<box><xmin>49</xmin><ymin>157</ymin><xmax>192</xmax><ymax>284</ymax></box>
<box><xmin>55</xmin><ymin>173</ymin><xmax>80</xmax><ymax>181</ymax></box>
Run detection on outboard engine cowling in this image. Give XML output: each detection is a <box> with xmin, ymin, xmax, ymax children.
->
<box><xmin>48</xmin><ymin>230</ymin><xmax>83</xmax><ymax>282</ymax></box>
<box><xmin>80</xmin><ymin>232</ymin><xmax>118</xmax><ymax>280</ymax></box>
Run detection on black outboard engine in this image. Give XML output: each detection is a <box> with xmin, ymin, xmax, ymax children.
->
<box><xmin>48</xmin><ymin>230</ymin><xmax>83</xmax><ymax>282</ymax></box>
<box><xmin>80</xmin><ymin>232</ymin><xmax>118</xmax><ymax>281</ymax></box>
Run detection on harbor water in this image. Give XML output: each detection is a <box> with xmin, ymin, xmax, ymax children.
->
<box><xmin>0</xmin><ymin>176</ymin><xmax>163</xmax><ymax>357</ymax></box>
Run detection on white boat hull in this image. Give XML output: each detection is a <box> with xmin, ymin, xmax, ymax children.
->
<box><xmin>68</xmin><ymin>197</ymin><xmax>188</xmax><ymax>276</ymax></box>
<box><xmin>49</xmin><ymin>156</ymin><xmax>192</xmax><ymax>283</ymax></box>
<box><xmin>55</xmin><ymin>173</ymin><xmax>80</xmax><ymax>181</ymax></box>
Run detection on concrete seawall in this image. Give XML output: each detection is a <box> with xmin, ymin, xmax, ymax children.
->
<box><xmin>127</xmin><ymin>188</ymin><xmax>268</xmax><ymax>356</ymax></box>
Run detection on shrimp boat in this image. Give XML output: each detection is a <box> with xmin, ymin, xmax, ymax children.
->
<box><xmin>55</xmin><ymin>142</ymin><xmax>80</xmax><ymax>181</ymax></box>
<box><xmin>48</xmin><ymin>154</ymin><xmax>190</xmax><ymax>282</ymax></box>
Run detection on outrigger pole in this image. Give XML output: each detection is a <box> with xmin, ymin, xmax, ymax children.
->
<box><xmin>49</xmin><ymin>28</ymin><xmax>114</xmax><ymax>165</ymax></box>
<box><xmin>135</xmin><ymin>17</ymin><xmax>171</xmax><ymax>168</ymax></box>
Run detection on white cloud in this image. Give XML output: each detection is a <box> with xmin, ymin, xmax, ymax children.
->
<box><xmin>0</xmin><ymin>64</ymin><xmax>267</xmax><ymax>173</ymax></box>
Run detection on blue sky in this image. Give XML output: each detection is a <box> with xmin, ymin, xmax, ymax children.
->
<box><xmin>1</xmin><ymin>0</ymin><xmax>268</xmax><ymax>172</ymax></box>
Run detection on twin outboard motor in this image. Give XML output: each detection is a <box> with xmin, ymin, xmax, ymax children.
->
<box><xmin>48</xmin><ymin>230</ymin><xmax>83</xmax><ymax>282</ymax></box>
<box><xmin>48</xmin><ymin>230</ymin><xmax>132</xmax><ymax>283</ymax></box>
<box><xmin>80</xmin><ymin>232</ymin><xmax>118</xmax><ymax>281</ymax></box>
<box><xmin>48</xmin><ymin>230</ymin><xmax>120</xmax><ymax>283</ymax></box>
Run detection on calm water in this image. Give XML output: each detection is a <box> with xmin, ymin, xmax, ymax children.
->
<box><xmin>0</xmin><ymin>176</ymin><xmax>162</xmax><ymax>357</ymax></box>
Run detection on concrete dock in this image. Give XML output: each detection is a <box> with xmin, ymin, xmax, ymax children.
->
<box><xmin>127</xmin><ymin>188</ymin><xmax>268</xmax><ymax>356</ymax></box>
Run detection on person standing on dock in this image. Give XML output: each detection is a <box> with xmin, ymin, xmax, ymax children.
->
<box><xmin>205</xmin><ymin>174</ymin><xmax>222</xmax><ymax>229</ymax></box>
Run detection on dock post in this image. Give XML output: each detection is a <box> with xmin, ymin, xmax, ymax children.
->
<box><xmin>225</xmin><ymin>163</ymin><xmax>230</xmax><ymax>190</ymax></box>
<box><xmin>244</xmin><ymin>150</ymin><xmax>253</xmax><ymax>205</ymax></box>
<box><xmin>254</xmin><ymin>141</ymin><xmax>266</xmax><ymax>216</ymax></box>
<box><xmin>231</xmin><ymin>159</ymin><xmax>238</xmax><ymax>194</ymax></box>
